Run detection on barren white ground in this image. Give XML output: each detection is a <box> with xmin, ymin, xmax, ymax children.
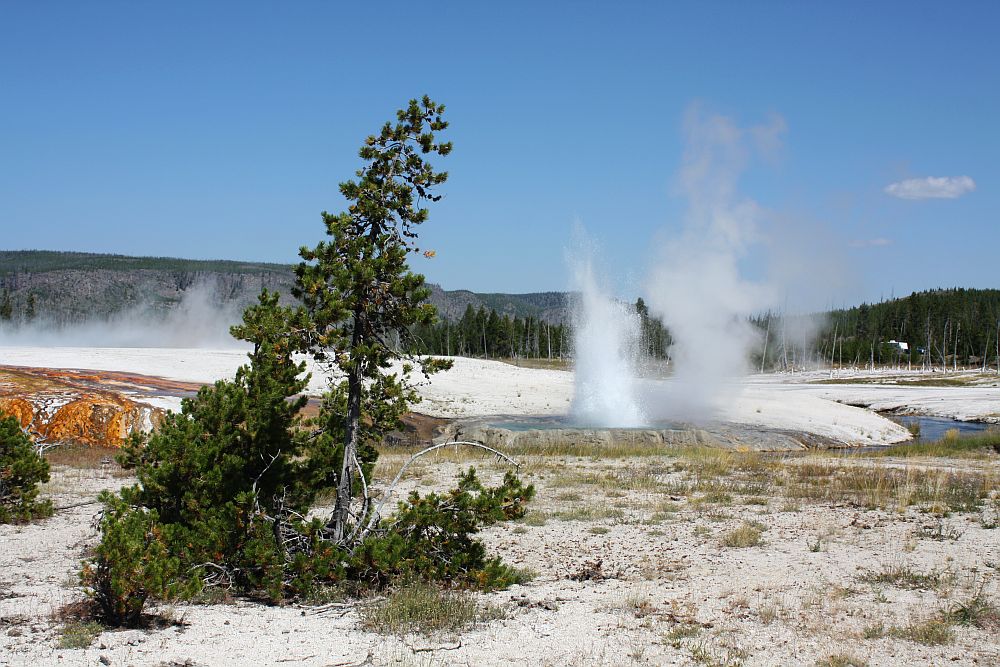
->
<box><xmin>7</xmin><ymin>346</ymin><xmax>989</xmax><ymax>446</ymax></box>
<box><xmin>2</xmin><ymin>451</ymin><xmax>999</xmax><ymax>666</ymax></box>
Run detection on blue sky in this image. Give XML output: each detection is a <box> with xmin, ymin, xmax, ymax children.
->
<box><xmin>1</xmin><ymin>2</ymin><xmax>997</xmax><ymax>307</ymax></box>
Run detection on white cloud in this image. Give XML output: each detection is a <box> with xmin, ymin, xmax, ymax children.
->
<box><xmin>850</xmin><ymin>238</ymin><xmax>892</xmax><ymax>248</ymax></box>
<box><xmin>884</xmin><ymin>175</ymin><xmax>976</xmax><ymax>200</ymax></box>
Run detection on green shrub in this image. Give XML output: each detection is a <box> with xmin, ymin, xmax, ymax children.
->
<box><xmin>0</xmin><ymin>416</ymin><xmax>52</xmax><ymax>524</ymax></box>
<box><xmin>81</xmin><ymin>493</ymin><xmax>194</xmax><ymax>627</ymax></box>
<box><xmin>349</xmin><ymin>468</ymin><xmax>534</xmax><ymax>591</ymax></box>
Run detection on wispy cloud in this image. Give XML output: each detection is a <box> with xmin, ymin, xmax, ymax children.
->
<box><xmin>884</xmin><ymin>175</ymin><xmax>976</xmax><ymax>200</ymax></box>
<box><xmin>850</xmin><ymin>238</ymin><xmax>892</xmax><ymax>248</ymax></box>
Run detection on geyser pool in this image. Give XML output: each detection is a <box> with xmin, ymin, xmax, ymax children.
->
<box><xmin>448</xmin><ymin>416</ymin><xmax>836</xmax><ymax>452</ymax></box>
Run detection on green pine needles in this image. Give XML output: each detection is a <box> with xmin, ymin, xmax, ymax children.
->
<box><xmin>83</xmin><ymin>98</ymin><xmax>534</xmax><ymax>627</ymax></box>
<box><xmin>0</xmin><ymin>416</ymin><xmax>52</xmax><ymax>524</ymax></box>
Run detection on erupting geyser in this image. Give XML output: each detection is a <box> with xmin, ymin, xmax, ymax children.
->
<box><xmin>568</xmin><ymin>253</ymin><xmax>647</xmax><ymax>428</ymax></box>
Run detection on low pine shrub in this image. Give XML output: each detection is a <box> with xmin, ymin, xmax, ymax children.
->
<box><xmin>81</xmin><ymin>493</ymin><xmax>195</xmax><ymax>627</ymax></box>
<box><xmin>0</xmin><ymin>416</ymin><xmax>52</xmax><ymax>524</ymax></box>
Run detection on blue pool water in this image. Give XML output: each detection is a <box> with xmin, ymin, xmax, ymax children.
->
<box><xmin>891</xmin><ymin>415</ymin><xmax>991</xmax><ymax>442</ymax></box>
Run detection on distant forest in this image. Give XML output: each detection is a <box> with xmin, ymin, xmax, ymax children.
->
<box><xmin>750</xmin><ymin>288</ymin><xmax>1000</xmax><ymax>371</ymax></box>
<box><xmin>407</xmin><ymin>298</ymin><xmax>671</xmax><ymax>361</ymax></box>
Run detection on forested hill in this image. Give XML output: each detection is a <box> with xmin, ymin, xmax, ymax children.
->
<box><xmin>0</xmin><ymin>250</ymin><xmax>289</xmax><ymax>275</ymax></box>
<box><xmin>0</xmin><ymin>250</ymin><xmax>569</xmax><ymax>325</ymax></box>
<box><xmin>822</xmin><ymin>288</ymin><xmax>1000</xmax><ymax>367</ymax></box>
<box><xmin>0</xmin><ymin>251</ymin><xmax>297</xmax><ymax>324</ymax></box>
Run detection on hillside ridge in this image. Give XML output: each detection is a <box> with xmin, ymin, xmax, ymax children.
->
<box><xmin>0</xmin><ymin>250</ymin><xmax>569</xmax><ymax>324</ymax></box>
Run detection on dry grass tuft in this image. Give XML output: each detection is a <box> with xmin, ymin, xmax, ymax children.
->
<box><xmin>721</xmin><ymin>521</ymin><xmax>765</xmax><ymax>548</ymax></box>
<box><xmin>815</xmin><ymin>655</ymin><xmax>869</xmax><ymax>667</ymax></box>
<box><xmin>360</xmin><ymin>582</ymin><xmax>505</xmax><ymax>636</ymax></box>
<box><xmin>858</xmin><ymin>563</ymin><xmax>950</xmax><ymax>590</ymax></box>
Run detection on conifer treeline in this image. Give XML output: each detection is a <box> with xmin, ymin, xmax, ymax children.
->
<box><xmin>818</xmin><ymin>288</ymin><xmax>1000</xmax><ymax>369</ymax></box>
<box><xmin>409</xmin><ymin>299</ymin><xmax>673</xmax><ymax>361</ymax></box>
<box><xmin>409</xmin><ymin>304</ymin><xmax>571</xmax><ymax>359</ymax></box>
<box><xmin>749</xmin><ymin>288</ymin><xmax>1000</xmax><ymax>370</ymax></box>
<box><xmin>413</xmin><ymin>289</ymin><xmax>1000</xmax><ymax>371</ymax></box>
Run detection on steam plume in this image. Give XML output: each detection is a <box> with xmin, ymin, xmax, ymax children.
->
<box><xmin>643</xmin><ymin>106</ymin><xmax>781</xmax><ymax>420</ymax></box>
<box><xmin>0</xmin><ymin>280</ymin><xmax>246</xmax><ymax>349</ymax></box>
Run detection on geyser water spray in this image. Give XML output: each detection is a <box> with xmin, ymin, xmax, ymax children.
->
<box><xmin>568</xmin><ymin>247</ymin><xmax>647</xmax><ymax>428</ymax></box>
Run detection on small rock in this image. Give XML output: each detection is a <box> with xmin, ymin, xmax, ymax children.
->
<box><xmin>99</xmin><ymin>655</ymin><xmax>112</xmax><ymax>666</ymax></box>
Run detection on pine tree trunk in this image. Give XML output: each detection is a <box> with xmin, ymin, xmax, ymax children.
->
<box><xmin>332</xmin><ymin>311</ymin><xmax>364</xmax><ymax>543</ymax></box>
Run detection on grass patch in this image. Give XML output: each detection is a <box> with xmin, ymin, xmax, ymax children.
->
<box><xmin>359</xmin><ymin>582</ymin><xmax>506</xmax><ymax>636</ymax></box>
<box><xmin>664</xmin><ymin>622</ymin><xmax>702</xmax><ymax>644</ymax></box>
<box><xmin>497</xmin><ymin>357</ymin><xmax>571</xmax><ymax>371</ymax></box>
<box><xmin>687</xmin><ymin>640</ymin><xmax>749</xmax><ymax>667</ymax></box>
<box><xmin>864</xmin><ymin>618</ymin><xmax>951</xmax><ymax>643</ymax></box>
<box><xmin>519</xmin><ymin>511</ymin><xmax>548</xmax><ymax>527</ymax></box>
<box><xmin>57</xmin><ymin>620</ymin><xmax>103</xmax><ymax>649</ymax></box>
<box><xmin>861</xmin><ymin>622</ymin><xmax>884</xmax><ymax>639</ymax></box>
<box><xmin>889</xmin><ymin>618</ymin><xmax>953</xmax><ymax>645</ymax></box>
<box><xmin>721</xmin><ymin>521</ymin><xmax>765</xmax><ymax>548</ymax></box>
<box><xmin>758</xmin><ymin>602</ymin><xmax>780</xmax><ymax>625</ymax></box>
<box><xmin>815</xmin><ymin>655</ymin><xmax>868</xmax><ymax>667</ymax></box>
<box><xmin>694</xmin><ymin>488</ymin><xmax>734</xmax><ymax>506</ymax></box>
<box><xmin>784</xmin><ymin>460</ymin><xmax>994</xmax><ymax>513</ymax></box>
<box><xmin>942</xmin><ymin>590</ymin><xmax>1000</xmax><ymax>629</ymax></box>
<box><xmin>815</xmin><ymin>376</ymin><xmax>977</xmax><ymax>388</ymax></box>
<box><xmin>551</xmin><ymin>506</ymin><xmax>625</xmax><ymax>522</ymax></box>
<box><xmin>503</xmin><ymin>441</ymin><xmax>683</xmax><ymax>459</ymax></box>
<box><xmin>859</xmin><ymin>563</ymin><xmax>950</xmax><ymax>590</ymax></box>
<box><xmin>614</xmin><ymin>592</ymin><xmax>657</xmax><ymax>618</ymax></box>
<box><xmin>872</xmin><ymin>430</ymin><xmax>1000</xmax><ymax>459</ymax></box>
<box><xmin>46</xmin><ymin>445</ymin><xmax>123</xmax><ymax>472</ymax></box>
<box><xmin>693</xmin><ymin>525</ymin><xmax>712</xmax><ymax>538</ymax></box>
<box><xmin>507</xmin><ymin>567</ymin><xmax>537</xmax><ymax>586</ymax></box>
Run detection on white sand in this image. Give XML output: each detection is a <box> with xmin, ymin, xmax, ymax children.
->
<box><xmin>0</xmin><ymin>347</ymin><xmax>922</xmax><ymax>446</ymax></box>
<box><xmin>746</xmin><ymin>370</ymin><xmax>1000</xmax><ymax>424</ymax></box>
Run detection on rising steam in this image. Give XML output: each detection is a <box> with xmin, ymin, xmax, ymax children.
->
<box><xmin>0</xmin><ymin>280</ymin><xmax>247</xmax><ymax>349</ymax></box>
<box><xmin>643</xmin><ymin>106</ymin><xmax>782</xmax><ymax>420</ymax></box>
